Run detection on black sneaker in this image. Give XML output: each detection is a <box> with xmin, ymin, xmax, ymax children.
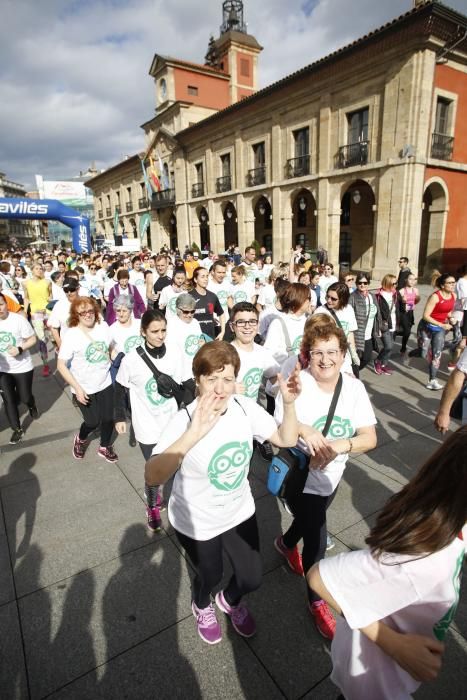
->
<box><xmin>29</xmin><ymin>404</ymin><xmax>39</xmax><ymax>419</ymax></box>
<box><xmin>9</xmin><ymin>428</ymin><xmax>24</xmax><ymax>445</ymax></box>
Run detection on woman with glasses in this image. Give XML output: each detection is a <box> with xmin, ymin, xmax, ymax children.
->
<box><xmin>57</xmin><ymin>296</ymin><xmax>118</xmax><ymax>463</ymax></box>
<box><xmin>165</xmin><ymin>294</ymin><xmax>204</xmax><ymax>383</ymax></box>
<box><xmin>349</xmin><ymin>273</ymin><xmax>382</xmax><ymax>375</ymax></box>
<box><xmin>373</xmin><ymin>274</ymin><xmax>400</xmax><ymax>375</ymax></box>
<box><xmin>415</xmin><ymin>273</ymin><xmax>457</xmax><ymax>391</ymax></box>
<box><xmin>115</xmin><ymin>310</ymin><xmax>184</xmax><ymax>532</ymax></box>
<box><xmin>22</xmin><ymin>263</ymin><xmax>52</xmax><ymax>377</ymax></box>
<box><xmin>318</xmin><ymin>263</ymin><xmax>338</xmax><ymax>305</ymax></box>
<box><xmin>314</xmin><ymin>282</ymin><xmax>359</xmax><ymax>374</ymax></box>
<box><xmin>274</xmin><ymin>315</ymin><xmax>376</xmax><ymax>640</ymax></box>
<box><xmin>344</xmin><ymin>275</ymin><xmax>356</xmax><ymax>293</ymax></box>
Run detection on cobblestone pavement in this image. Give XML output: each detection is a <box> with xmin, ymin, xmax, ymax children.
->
<box><xmin>0</xmin><ymin>286</ymin><xmax>465</xmax><ymax>699</ymax></box>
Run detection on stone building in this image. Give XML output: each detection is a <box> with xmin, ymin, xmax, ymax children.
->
<box><xmin>87</xmin><ymin>0</ymin><xmax>467</xmax><ymax>278</ymax></box>
<box><xmin>0</xmin><ymin>173</ymin><xmax>34</xmax><ymax>246</ymax></box>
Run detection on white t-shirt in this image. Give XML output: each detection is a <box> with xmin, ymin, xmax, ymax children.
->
<box><xmin>364</xmin><ymin>295</ymin><xmax>378</xmax><ymax>340</ymax></box>
<box><xmin>257</xmin><ymin>283</ymin><xmax>276</xmax><ymax>313</ymax></box>
<box><xmin>228</xmin><ymin>281</ymin><xmax>257</xmax><ymax>305</ymax></box>
<box><xmin>239</xmin><ymin>261</ymin><xmax>258</xmax><ymax>284</ymax></box>
<box><xmin>207</xmin><ymin>279</ymin><xmax>230</xmax><ymax>316</ymax></box>
<box><xmin>129</xmin><ymin>270</ymin><xmax>146</xmax><ymax>298</ymax></box>
<box><xmin>116</xmin><ymin>347</ymin><xmax>180</xmax><ymax>444</ymax></box>
<box><xmin>103</xmin><ymin>277</ymin><xmax>116</xmax><ymax>298</ymax></box>
<box><xmin>456</xmin><ymin>278</ymin><xmax>467</xmax><ymax>311</ymax></box>
<box><xmin>233</xmin><ymin>342</ymin><xmax>280</xmax><ymax>401</ymax></box>
<box><xmin>275</xmin><ymin>358</ymin><xmax>376</xmax><ymax>495</ymax></box>
<box><xmin>319</xmin><ymin>275</ymin><xmax>338</xmax><ymax>304</ymax></box>
<box><xmin>51</xmin><ymin>282</ymin><xmax>67</xmax><ymax>302</ymax></box>
<box><xmin>166</xmin><ymin>315</ymin><xmax>203</xmax><ymax>381</ymax></box>
<box><xmin>0</xmin><ymin>312</ymin><xmax>35</xmax><ymax>373</ymax></box>
<box><xmin>109</xmin><ymin>319</ymin><xmax>143</xmax><ymax>355</ymax></box>
<box><xmin>153</xmin><ymin>396</ymin><xmax>277</xmax><ymax>540</ymax></box>
<box><xmin>314</xmin><ymin>304</ymin><xmax>358</xmax><ymax>373</ymax></box>
<box><xmin>457</xmin><ymin>347</ymin><xmax>467</xmax><ymax>373</ymax></box>
<box><xmin>47</xmin><ymin>298</ymin><xmax>72</xmax><ymax>338</ymax></box>
<box><xmin>264</xmin><ymin>313</ymin><xmax>307</xmax><ymax>365</ymax></box>
<box><xmin>58</xmin><ymin>322</ymin><xmax>112</xmax><ymax>394</ymax></box>
<box><xmin>319</xmin><ymin>530</ymin><xmax>466</xmax><ymax>700</ymax></box>
<box><xmin>158</xmin><ymin>285</ymin><xmax>185</xmax><ymax>320</ymax></box>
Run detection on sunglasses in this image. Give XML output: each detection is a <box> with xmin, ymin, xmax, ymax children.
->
<box><xmin>326</xmin><ymin>295</ymin><xmax>339</xmax><ymax>301</ymax></box>
<box><xmin>180</xmin><ymin>309</ymin><xmax>195</xmax><ymax>315</ymax></box>
<box><xmin>358</xmin><ymin>281</ymin><xmax>369</xmax><ymax>286</ymax></box>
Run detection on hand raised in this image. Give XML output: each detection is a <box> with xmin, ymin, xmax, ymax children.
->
<box><xmin>277</xmin><ymin>362</ymin><xmax>301</xmax><ymax>404</ymax></box>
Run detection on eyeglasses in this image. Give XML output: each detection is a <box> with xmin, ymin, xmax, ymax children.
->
<box><xmin>324</xmin><ymin>267</ymin><xmax>332</xmax><ymax>271</ymax></box>
<box><xmin>180</xmin><ymin>309</ymin><xmax>195</xmax><ymax>315</ymax></box>
<box><xmin>78</xmin><ymin>309</ymin><xmax>95</xmax><ymax>317</ymax></box>
<box><xmin>233</xmin><ymin>319</ymin><xmax>259</xmax><ymax>327</ymax></box>
<box><xmin>345</xmin><ymin>278</ymin><xmax>355</xmax><ymax>283</ymax></box>
<box><xmin>358</xmin><ymin>281</ymin><xmax>369</xmax><ymax>286</ymax></box>
<box><xmin>309</xmin><ymin>349</ymin><xmax>340</xmax><ymax>360</ymax></box>
<box><xmin>326</xmin><ymin>295</ymin><xmax>339</xmax><ymax>301</ymax></box>
<box><xmin>89</xmin><ymin>267</ymin><xmax>97</xmax><ymax>271</ymax></box>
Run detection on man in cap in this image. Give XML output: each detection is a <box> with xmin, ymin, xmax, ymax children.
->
<box><xmin>48</xmin><ymin>277</ymin><xmax>80</xmax><ymax>349</ymax></box>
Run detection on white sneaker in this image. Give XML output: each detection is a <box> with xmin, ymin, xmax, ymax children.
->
<box><xmin>426</xmin><ymin>379</ymin><xmax>443</xmax><ymax>391</ymax></box>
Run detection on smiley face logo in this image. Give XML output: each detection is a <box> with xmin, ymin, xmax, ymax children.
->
<box><xmin>145</xmin><ymin>377</ymin><xmax>167</xmax><ymax>406</ymax></box>
<box><xmin>185</xmin><ymin>334</ymin><xmax>201</xmax><ymax>357</ymax></box>
<box><xmin>312</xmin><ymin>415</ymin><xmax>353</xmax><ymax>439</ymax></box>
<box><xmin>242</xmin><ymin>368</ymin><xmax>263</xmax><ymax>399</ymax></box>
<box><xmin>292</xmin><ymin>335</ymin><xmax>303</xmax><ymax>353</ymax></box>
<box><xmin>168</xmin><ymin>296</ymin><xmax>178</xmax><ymax>314</ymax></box>
<box><xmin>233</xmin><ymin>290</ymin><xmax>247</xmax><ymax>304</ymax></box>
<box><xmin>207</xmin><ymin>441</ymin><xmax>252</xmax><ymax>491</ymax></box>
<box><xmin>85</xmin><ymin>341</ymin><xmax>108</xmax><ymax>364</ymax></box>
<box><xmin>0</xmin><ymin>331</ymin><xmax>15</xmax><ymax>353</ymax></box>
<box><xmin>124</xmin><ymin>335</ymin><xmax>143</xmax><ymax>353</ymax></box>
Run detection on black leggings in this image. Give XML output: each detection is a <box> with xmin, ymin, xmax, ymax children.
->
<box><xmin>77</xmin><ymin>384</ymin><xmax>114</xmax><ymax>447</ymax></box>
<box><xmin>283</xmin><ymin>488</ymin><xmax>338</xmax><ymax>604</ymax></box>
<box><xmin>139</xmin><ymin>442</ymin><xmax>160</xmax><ymax>509</ymax></box>
<box><xmin>0</xmin><ymin>370</ymin><xmax>35</xmax><ymax>430</ymax></box>
<box><xmin>399</xmin><ymin>310</ymin><xmax>414</xmax><ymax>353</ymax></box>
<box><xmin>175</xmin><ymin>513</ymin><xmax>262</xmax><ymax>609</ymax></box>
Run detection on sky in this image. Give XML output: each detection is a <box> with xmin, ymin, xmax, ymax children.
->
<box><xmin>1</xmin><ymin>0</ymin><xmax>466</xmax><ymax>190</ymax></box>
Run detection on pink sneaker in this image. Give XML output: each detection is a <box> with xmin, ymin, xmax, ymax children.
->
<box><xmin>373</xmin><ymin>360</ymin><xmax>383</xmax><ymax>375</ymax></box>
<box><xmin>381</xmin><ymin>365</ymin><xmax>393</xmax><ymax>375</ymax></box>
<box><xmin>215</xmin><ymin>590</ymin><xmax>256</xmax><ymax>638</ymax></box>
<box><xmin>191</xmin><ymin>602</ymin><xmax>222</xmax><ymax>645</ymax></box>
<box><xmin>146</xmin><ymin>506</ymin><xmax>162</xmax><ymax>533</ymax></box>
<box><xmin>42</xmin><ymin>364</ymin><xmax>50</xmax><ymax>377</ymax></box>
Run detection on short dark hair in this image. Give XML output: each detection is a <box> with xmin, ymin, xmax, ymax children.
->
<box><xmin>399</xmin><ymin>257</ymin><xmax>409</xmax><ymax>264</ymax></box>
<box><xmin>140</xmin><ymin>309</ymin><xmax>166</xmax><ymax>333</ymax></box>
<box><xmin>326</xmin><ymin>282</ymin><xmax>350</xmax><ymax>309</ymax></box>
<box><xmin>211</xmin><ymin>260</ymin><xmax>227</xmax><ymax>273</ymax></box>
<box><xmin>231</xmin><ymin>301</ymin><xmax>258</xmax><ymax>320</ymax></box>
<box><xmin>192</xmin><ymin>341</ymin><xmax>240</xmax><ymax>380</ymax></box>
<box><xmin>117</xmin><ymin>269</ymin><xmax>130</xmax><ymax>281</ymax></box>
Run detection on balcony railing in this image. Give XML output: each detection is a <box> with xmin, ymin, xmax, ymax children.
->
<box><xmin>286</xmin><ymin>155</ymin><xmax>310</xmax><ymax>178</ymax></box>
<box><xmin>216</xmin><ymin>175</ymin><xmax>232</xmax><ymax>193</ymax></box>
<box><xmin>431</xmin><ymin>132</ymin><xmax>454</xmax><ymax>160</ymax></box>
<box><xmin>138</xmin><ymin>197</ymin><xmax>149</xmax><ymax>209</ymax></box>
<box><xmin>106</xmin><ymin>207</ymin><xmax>111</xmax><ymax>217</ymax></box>
<box><xmin>151</xmin><ymin>188</ymin><xmax>175</xmax><ymax>210</ymax></box>
<box><xmin>247</xmin><ymin>166</ymin><xmax>266</xmax><ymax>187</ymax></box>
<box><xmin>337</xmin><ymin>141</ymin><xmax>369</xmax><ymax>168</ymax></box>
<box><xmin>126</xmin><ymin>202</ymin><xmax>133</xmax><ymax>212</ymax></box>
<box><xmin>192</xmin><ymin>182</ymin><xmax>205</xmax><ymax>198</ymax></box>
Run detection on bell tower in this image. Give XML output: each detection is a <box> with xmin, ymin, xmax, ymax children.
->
<box><xmin>206</xmin><ymin>1</ymin><xmax>262</xmax><ymax>105</ymax></box>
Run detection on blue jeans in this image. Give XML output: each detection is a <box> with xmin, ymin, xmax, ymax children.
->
<box><xmin>377</xmin><ymin>330</ymin><xmax>394</xmax><ymax>365</ymax></box>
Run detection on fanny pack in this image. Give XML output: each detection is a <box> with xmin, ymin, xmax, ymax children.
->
<box><xmin>136</xmin><ymin>346</ymin><xmax>195</xmax><ymax>408</ymax></box>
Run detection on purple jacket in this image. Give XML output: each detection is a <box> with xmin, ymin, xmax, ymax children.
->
<box><xmin>105</xmin><ymin>283</ymin><xmax>146</xmax><ymax>325</ymax></box>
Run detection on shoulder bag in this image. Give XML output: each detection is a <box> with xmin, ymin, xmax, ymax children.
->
<box><xmin>267</xmin><ymin>373</ymin><xmax>343</xmax><ymax>499</ymax></box>
<box><xmin>136</xmin><ymin>346</ymin><xmax>195</xmax><ymax>408</ymax></box>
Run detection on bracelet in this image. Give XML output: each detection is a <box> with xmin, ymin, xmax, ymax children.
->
<box><xmin>17</xmin><ymin>346</ymin><xmax>23</xmax><ymax>356</ymax></box>
<box><xmin>348</xmin><ymin>438</ymin><xmax>353</xmax><ymax>453</ymax></box>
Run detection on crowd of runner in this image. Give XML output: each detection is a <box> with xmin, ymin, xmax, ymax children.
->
<box><xmin>0</xmin><ymin>241</ymin><xmax>466</xmax><ymax>700</ymax></box>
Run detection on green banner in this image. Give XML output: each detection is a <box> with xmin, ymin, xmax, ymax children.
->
<box><xmin>139</xmin><ymin>212</ymin><xmax>151</xmax><ymax>241</ymax></box>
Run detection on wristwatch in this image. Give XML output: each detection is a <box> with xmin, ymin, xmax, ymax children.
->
<box><xmin>17</xmin><ymin>346</ymin><xmax>23</xmax><ymax>356</ymax></box>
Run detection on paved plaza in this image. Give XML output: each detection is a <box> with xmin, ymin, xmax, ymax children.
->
<box><xmin>0</xmin><ymin>285</ymin><xmax>466</xmax><ymax>699</ymax></box>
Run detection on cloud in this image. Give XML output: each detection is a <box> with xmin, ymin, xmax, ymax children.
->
<box><xmin>1</xmin><ymin>0</ymin><xmax>465</xmax><ymax>189</ymax></box>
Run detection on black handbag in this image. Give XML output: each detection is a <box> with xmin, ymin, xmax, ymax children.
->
<box><xmin>267</xmin><ymin>373</ymin><xmax>343</xmax><ymax>500</ymax></box>
<box><xmin>450</xmin><ymin>379</ymin><xmax>467</xmax><ymax>421</ymax></box>
<box><xmin>136</xmin><ymin>347</ymin><xmax>196</xmax><ymax>408</ymax></box>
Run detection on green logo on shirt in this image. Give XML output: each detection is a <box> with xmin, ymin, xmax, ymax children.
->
<box><xmin>185</xmin><ymin>334</ymin><xmax>201</xmax><ymax>357</ymax></box>
<box><xmin>207</xmin><ymin>441</ymin><xmax>252</xmax><ymax>491</ymax></box>
<box><xmin>85</xmin><ymin>341</ymin><xmax>108</xmax><ymax>364</ymax></box>
<box><xmin>0</xmin><ymin>331</ymin><xmax>16</xmax><ymax>353</ymax></box>
<box><xmin>313</xmin><ymin>415</ymin><xmax>353</xmax><ymax>439</ymax></box>
<box><xmin>243</xmin><ymin>367</ymin><xmax>262</xmax><ymax>399</ymax></box>
<box><xmin>124</xmin><ymin>335</ymin><xmax>143</xmax><ymax>353</ymax></box>
<box><xmin>145</xmin><ymin>377</ymin><xmax>167</xmax><ymax>406</ymax></box>
<box><xmin>168</xmin><ymin>296</ymin><xmax>178</xmax><ymax>314</ymax></box>
<box><xmin>340</xmin><ymin>320</ymin><xmax>349</xmax><ymax>334</ymax></box>
<box><xmin>433</xmin><ymin>550</ymin><xmax>464</xmax><ymax>641</ymax></box>
<box><xmin>292</xmin><ymin>335</ymin><xmax>303</xmax><ymax>353</ymax></box>
<box><xmin>233</xmin><ymin>290</ymin><xmax>247</xmax><ymax>303</ymax></box>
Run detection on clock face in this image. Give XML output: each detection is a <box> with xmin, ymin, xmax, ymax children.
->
<box><xmin>160</xmin><ymin>78</ymin><xmax>167</xmax><ymax>100</ymax></box>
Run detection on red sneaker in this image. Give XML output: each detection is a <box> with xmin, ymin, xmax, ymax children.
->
<box><xmin>309</xmin><ymin>600</ymin><xmax>336</xmax><ymax>640</ymax></box>
<box><xmin>274</xmin><ymin>536</ymin><xmax>304</xmax><ymax>576</ymax></box>
<box><xmin>42</xmin><ymin>364</ymin><xmax>50</xmax><ymax>377</ymax></box>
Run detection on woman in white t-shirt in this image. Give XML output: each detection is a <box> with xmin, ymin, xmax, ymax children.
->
<box><xmin>227</xmin><ymin>265</ymin><xmax>257</xmax><ymax>307</ymax></box>
<box><xmin>264</xmin><ymin>282</ymin><xmax>311</xmax><ymax>365</ymax></box>
<box><xmin>314</xmin><ymin>282</ymin><xmax>359</xmax><ymax>375</ymax></box>
<box><xmin>0</xmin><ymin>294</ymin><xmax>38</xmax><ymax>444</ymax></box>
<box><xmin>309</xmin><ymin>426</ymin><xmax>466</xmax><ymax>700</ymax></box>
<box><xmin>57</xmin><ymin>296</ymin><xmax>117</xmax><ymax>464</ymax></box>
<box><xmin>145</xmin><ymin>341</ymin><xmax>301</xmax><ymax>646</ymax></box>
<box><xmin>109</xmin><ymin>294</ymin><xmax>142</xmax><ymax>357</ymax></box>
<box><xmin>274</xmin><ymin>315</ymin><xmax>377</xmax><ymax>641</ymax></box>
<box><xmin>115</xmin><ymin>309</ymin><xmax>183</xmax><ymax>533</ymax></box>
